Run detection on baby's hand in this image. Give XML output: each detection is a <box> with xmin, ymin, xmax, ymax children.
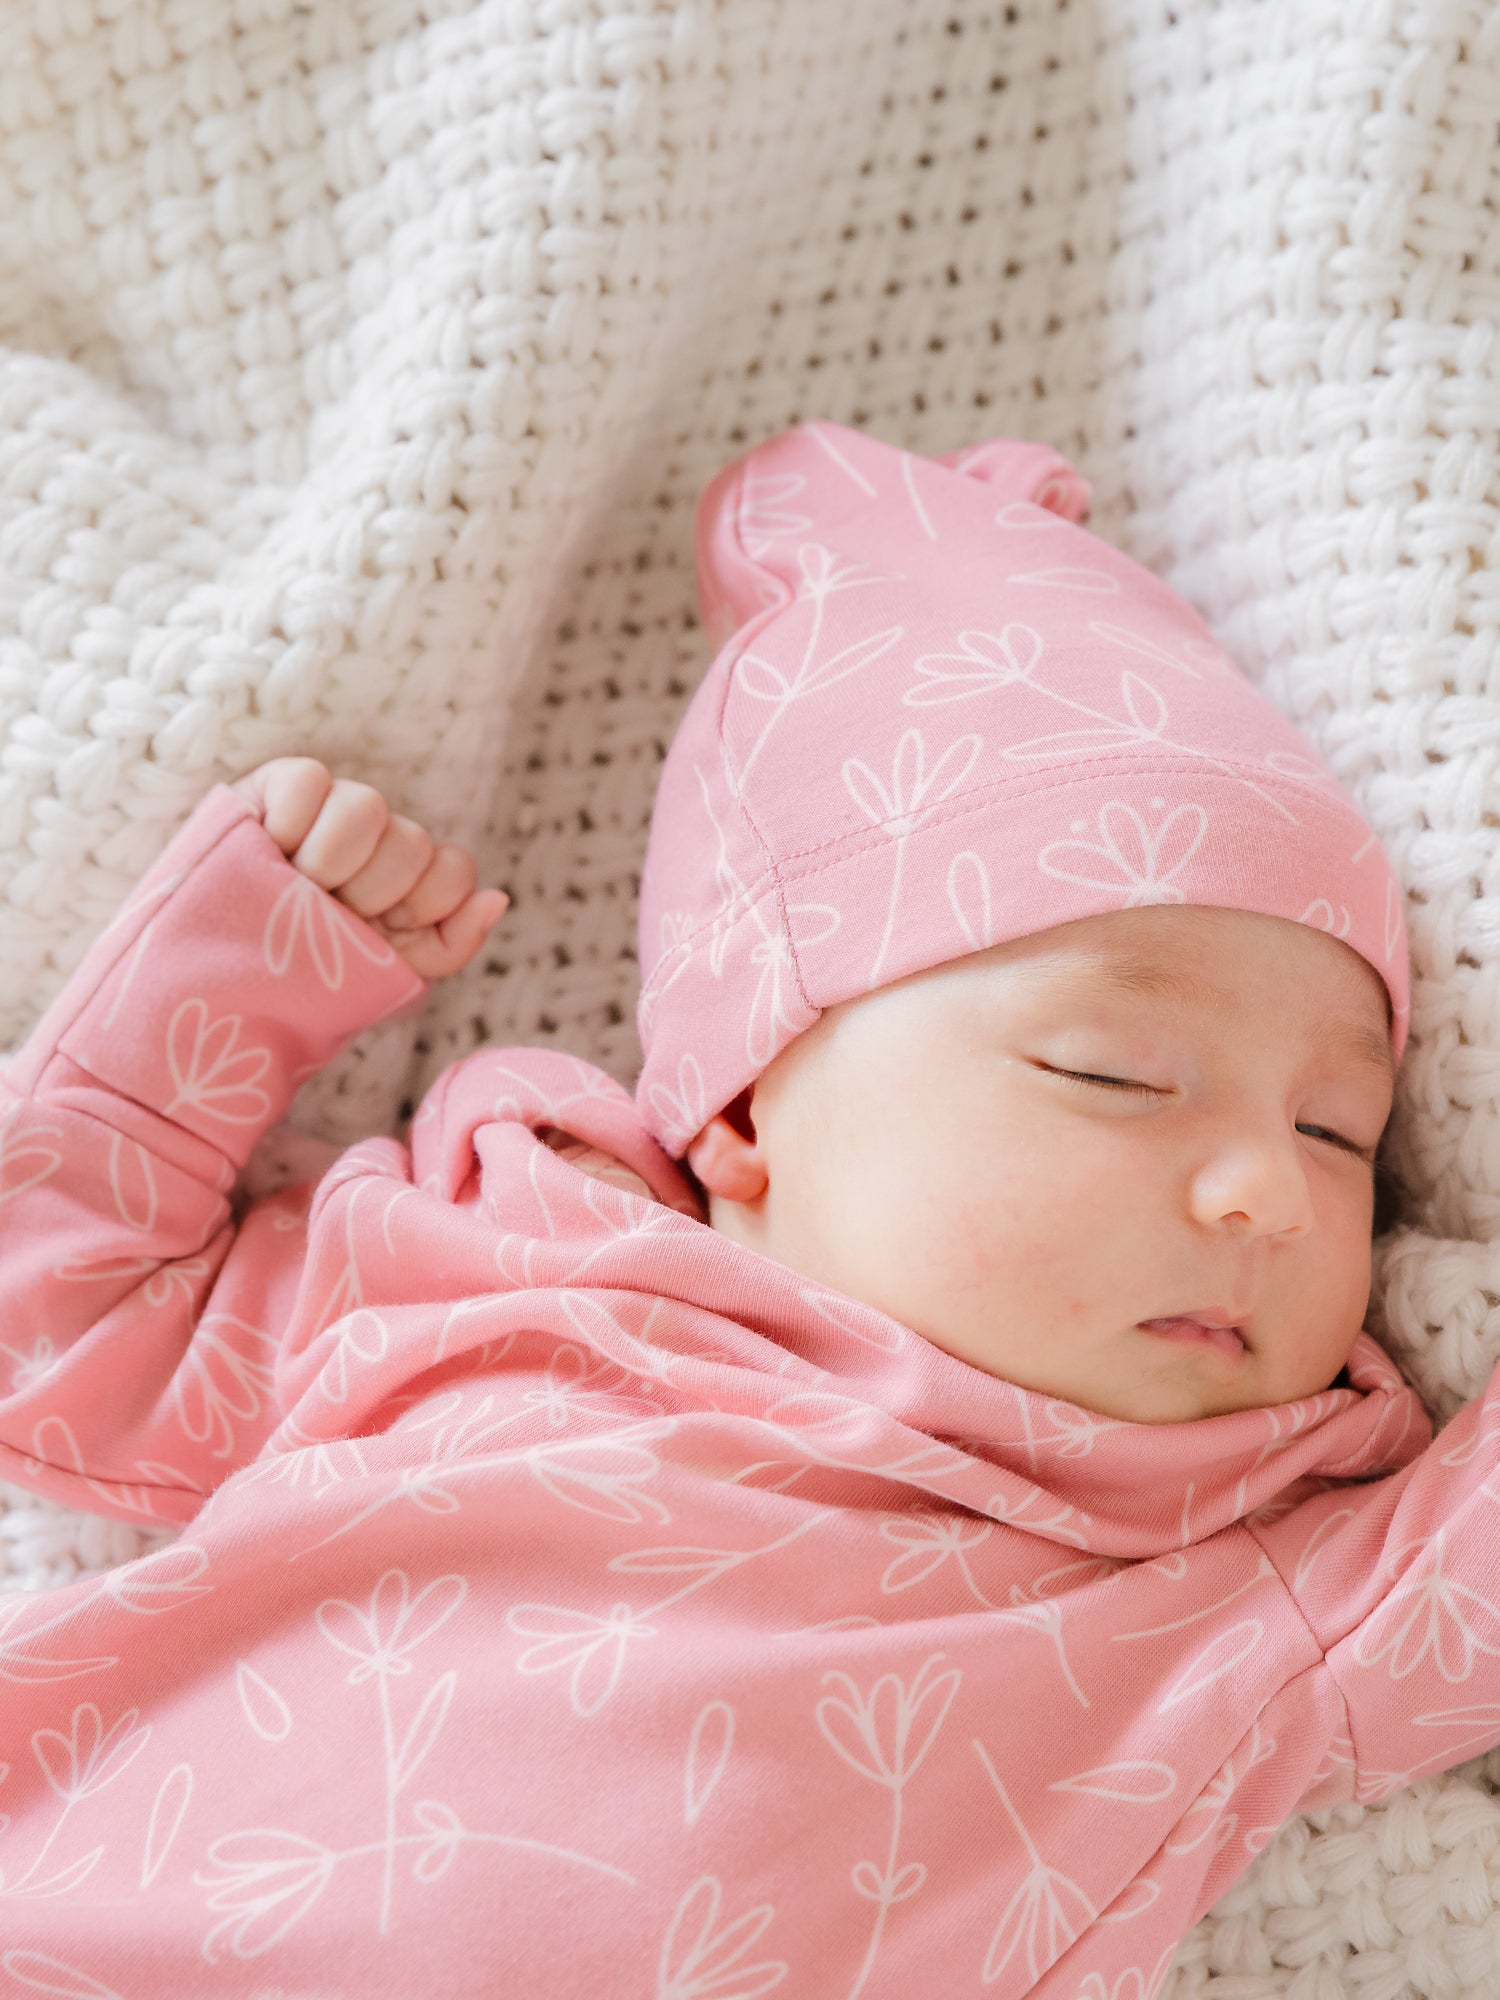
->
<box><xmin>231</xmin><ymin>758</ymin><xmax>509</xmax><ymax>981</ymax></box>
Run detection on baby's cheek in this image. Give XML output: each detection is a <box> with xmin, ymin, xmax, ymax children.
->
<box><xmin>824</xmin><ymin>1167</ymin><xmax>972</xmax><ymax>1315</ymax></box>
<box><xmin>916</xmin><ymin>1166</ymin><xmax>1061</xmax><ymax>1302</ymax></box>
<box><xmin>978</xmin><ymin>1158</ymin><xmax>1148</xmax><ymax>1321</ymax></box>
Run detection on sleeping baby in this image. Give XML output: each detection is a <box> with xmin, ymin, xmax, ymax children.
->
<box><xmin>0</xmin><ymin>421</ymin><xmax>1483</xmax><ymax>2000</ymax></box>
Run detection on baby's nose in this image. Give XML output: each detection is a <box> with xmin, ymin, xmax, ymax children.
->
<box><xmin>1187</xmin><ymin>1135</ymin><xmax>1315</xmax><ymax>1239</ymax></box>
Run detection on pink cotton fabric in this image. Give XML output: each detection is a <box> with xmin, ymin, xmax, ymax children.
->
<box><xmin>0</xmin><ymin>787</ymin><xmax>1489</xmax><ymax>1999</ymax></box>
<box><xmin>635</xmin><ymin>421</ymin><xmax>1409</xmax><ymax>1155</ymax></box>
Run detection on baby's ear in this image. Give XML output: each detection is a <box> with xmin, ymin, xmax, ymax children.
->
<box><xmin>686</xmin><ymin>1089</ymin><xmax>766</xmax><ymax>1203</ymax></box>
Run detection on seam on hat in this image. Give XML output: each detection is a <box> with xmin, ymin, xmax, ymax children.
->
<box><xmin>640</xmin><ymin>747</ymin><xmax>1356</xmax><ymax>1001</ymax></box>
<box><xmin>773</xmin><ymin>757</ymin><xmax>1356</xmax><ymax>886</ymax></box>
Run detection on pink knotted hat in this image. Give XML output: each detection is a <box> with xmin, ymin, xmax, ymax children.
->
<box><xmin>634</xmin><ymin>421</ymin><xmax>1409</xmax><ymax>1158</ymax></box>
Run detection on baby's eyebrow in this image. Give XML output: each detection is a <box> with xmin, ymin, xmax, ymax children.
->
<box><xmin>1048</xmin><ymin>954</ymin><xmax>1397</xmax><ymax>1081</ymax></box>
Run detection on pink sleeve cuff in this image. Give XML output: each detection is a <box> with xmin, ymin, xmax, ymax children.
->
<box><xmin>7</xmin><ymin>785</ymin><xmax>428</xmax><ymax>1169</ymax></box>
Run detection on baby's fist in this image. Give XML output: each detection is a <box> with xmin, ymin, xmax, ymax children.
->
<box><xmin>231</xmin><ymin>758</ymin><xmax>508</xmax><ymax>981</ymax></box>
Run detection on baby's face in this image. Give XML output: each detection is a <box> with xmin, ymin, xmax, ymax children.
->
<box><xmin>690</xmin><ymin>906</ymin><xmax>1396</xmax><ymax>1424</ymax></box>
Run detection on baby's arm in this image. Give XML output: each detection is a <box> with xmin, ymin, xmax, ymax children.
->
<box><xmin>0</xmin><ymin>760</ymin><xmax>504</xmax><ymax>1525</ymax></box>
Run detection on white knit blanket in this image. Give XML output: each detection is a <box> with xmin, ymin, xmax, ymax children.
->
<box><xmin>4</xmin><ymin>1</ymin><xmax>1500</xmax><ymax>1992</ymax></box>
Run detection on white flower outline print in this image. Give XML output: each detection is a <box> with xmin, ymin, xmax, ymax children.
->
<box><xmin>656</xmin><ymin>1873</ymin><xmax>787</xmax><ymax>2000</ymax></box>
<box><xmin>737</xmin><ymin>467</ymin><xmax>811</xmax><ymax>558</ymax></box>
<box><xmin>1038</xmin><ymin>800</ymin><xmax>1210</xmax><ymax>908</ymax></box>
<box><xmin>842</xmin><ymin>727</ymin><xmax>983</xmax><ymax>985</ymax></box>
<box><xmin>905</xmin><ymin>626</ymin><xmax>1298</xmax><ymax>826</ymax></box>
<box><xmin>974</xmin><ymin>1738</ymin><xmax>1098</xmax><ymax>1987</ymax></box>
<box><xmin>163</xmin><ymin>999</ymin><xmax>273</xmax><ymax>1126</ymax></box>
<box><xmin>1300</xmin><ymin>897</ymin><xmax>1352</xmax><ymax>941</ymax></box>
<box><xmin>743</xmin><ymin>898</ymin><xmax>841</xmax><ymax>1070</ymax></box>
<box><xmin>315</xmin><ymin>1568</ymin><xmax>468</xmax><ymax>1686</ymax></box>
<box><xmin>735</xmin><ymin>593</ymin><xmax>903</xmax><ymax>790</ymax></box>
<box><xmin>649</xmin><ymin>1053</ymin><xmax>707</xmax><ymax>1151</ymax></box>
<box><xmin>263</xmin><ymin>869</ymin><xmax>400</xmax><ymax>989</ymax></box>
<box><xmin>814</xmin><ymin>1651</ymin><xmax>962</xmax><ymax>2000</ymax></box>
<box><xmin>904</xmin><ymin>624</ymin><xmax>1041</xmax><ymax>705</ymax></box>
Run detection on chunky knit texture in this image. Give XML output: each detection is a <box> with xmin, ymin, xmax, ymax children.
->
<box><xmin>4</xmin><ymin>2</ymin><xmax>1500</xmax><ymax>1993</ymax></box>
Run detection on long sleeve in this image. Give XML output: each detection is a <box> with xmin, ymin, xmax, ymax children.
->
<box><xmin>1248</xmin><ymin>1357</ymin><xmax>1500</xmax><ymax>1803</ymax></box>
<box><xmin>0</xmin><ymin>784</ymin><xmax>426</xmax><ymax>1525</ymax></box>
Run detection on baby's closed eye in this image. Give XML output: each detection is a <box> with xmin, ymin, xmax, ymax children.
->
<box><xmin>1035</xmin><ymin>1063</ymin><xmax>1375</xmax><ymax>1161</ymax></box>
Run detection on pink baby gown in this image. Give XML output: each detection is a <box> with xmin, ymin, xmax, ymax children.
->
<box><xmin>0</xmin><ymin>785</ymin><xmax>1492</xmax><ymax>2000</ymax></box>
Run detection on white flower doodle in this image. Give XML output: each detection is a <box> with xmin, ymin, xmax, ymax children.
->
<box><xmin>737</xmin><ymin>466</ymin><xmax>811</xmax><ymax>557</ymax></box>
<box><xmin>906</xmin><ymin>624</ymin><xmax>1300</xmax><ymax>822</ymax></box>
<box><xmin>1352</xmin><ymin>1525</ymin><xmax>1500</xmax><ymax>1683</ymax></box>
<box><xmin>506</xmin><ymin>1602</ymin><xmax>658</xmax><ymax>1718</ymax></box>
<box><xmin>315</xmin><ymin>1570</ymin><xmax>467</xmax><ymax>1688</ymax></box>
<box><xmin>163</xmin><ymin>999</ymin><xmax>273</xmax><ymax>1126</ymax></box>
<box><xmin>974</xmin><ymin>1739</ymin><xmax>1097</xmax><ymax>1986</ymax></box>
<box><xmin>816</xmin><ymin>1653</ymin><xmax>961</xmax><ymax>2000</ymax></box>
<box><xmin>684</xmin><ymin>1701</ymin><xmax>735</xmax><ymax>1828</ymax></box>
<box><xmin>507</xmin><ymin>1515</ymin><xmax>826</xmax><ymax>1722</ymax></box>
<box><xmin>173</xmin><ymin>1310</ymin><xmax>278</xmax><ymax>1460</ymax></box>
<box><xmin>736</xmin><ymin>610</ymin><xmax>903</xmax><ymax>789</ymax></box>
<box><xmin>904</xmin><ymin>624</ymin><xmax>1040</xmax><ymax>706</ymax></box>
<box><xmin>842</xmin><ymin>728</ymin><xmax>983</xmax><ymax>985</ymax></box>
<box><xmin>1037</xmin><ymin>801</ymin><xmax>1209</xmax><ymax>907</ymax></box>
<box><xmin>648</xmin><ymin>1054</ymin><xmax>707</xmax><ymax>1151</ymax></box>
<box><xmin>656</xmin><ymin>1874</ymin><xmax>787</xmax><ymax>2000</ymax></box>
<box><xmin>741</xmin><ymin>896</ymin><xmax>840</xmax><ymax>1072</ymax></box>
<box><xmin>263</xmin><ymin>870</ymin><xmax>400</xmax><ymax>989</ymax></box>
<box><xmin>0</xmin><ymin>1702</ymin><xmax>151</xmax><ymax>1901</ymax></box>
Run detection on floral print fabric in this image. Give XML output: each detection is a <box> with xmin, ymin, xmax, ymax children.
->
<box><xmin>0</xmin><ymin>787</ymin><xmax>1488</xmax><ymax>2000</ymax></box>
<box><xmin>634</xmin><ymin>422</ymin><xmax>1409</xmax><ymax>1156</ymax></box>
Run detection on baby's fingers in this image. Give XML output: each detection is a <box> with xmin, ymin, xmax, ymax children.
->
<box><xmin>385</xmin><ymin>889</ymin><xmax>509</xmax><ymax>980</ymax></box>
<box><xmin>233</xmin><ymin>758</ymin><xmax>334</xmax><ymax>855</ymax></box>
<box><xmin>382</xmin><ymin>843</ymin><xmax>479</xmax><ymax>931</ymax></box>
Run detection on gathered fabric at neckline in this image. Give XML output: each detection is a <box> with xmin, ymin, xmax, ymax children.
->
<box><xmin>420</xmin><ymin>1046</ymin><xmax>1434</xmax><ymax>1563</ymax></box>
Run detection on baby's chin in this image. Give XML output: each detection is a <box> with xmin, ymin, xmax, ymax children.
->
<box><xmin>1013</xmin><ymin>1350</ymin><xmax>1353</xmax><ymax>1427</ymax></box>
<box><xmin>927</xmin><ymin>1296</ymin><xmax>1367</xmax><ymax>1423</ymax></box>
<box><xmin>1062</xmin><ymin>1379</ymin><xmax>1255</xmax><ymax>1426</ymax></box>
<box><xmin>921</xmin><ymin>1325</ymin><xmax>1283</xmax><ymax>1426</ymax></box>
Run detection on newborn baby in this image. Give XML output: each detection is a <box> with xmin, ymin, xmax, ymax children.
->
<box><xmin>235</xmin><ymin>749</ymin><xmax>1395</xmax><ymax>1431</ymax></box>
<box><xmin>689</xmin><ymin>902</ymin><xmax>1394</xmax><ymax>1426</ymax></box>
<box><xmin>2</xmin><ymin>424</ymin><xmax>1481</xmax><ymax>2000</ymax></box>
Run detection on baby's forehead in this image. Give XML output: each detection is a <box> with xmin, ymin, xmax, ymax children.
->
<box><xmin>936</xmin><ymin>906</ymin><xmax>1394</xmax><ymax>1044</ymax></box>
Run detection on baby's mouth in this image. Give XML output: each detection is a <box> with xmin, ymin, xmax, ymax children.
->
<box><xmin>1138</xmin><ymin>1314</ymin><xmax>1250</xmax><ymax>1360</ymax></box>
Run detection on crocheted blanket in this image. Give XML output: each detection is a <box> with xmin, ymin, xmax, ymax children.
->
<box><xmin>2</xmin><ymin>1</ymin><xmax>1498</xmax><ymax>1993</ymax></box>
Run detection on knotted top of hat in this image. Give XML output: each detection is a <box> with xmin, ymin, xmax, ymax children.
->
<box><xmin>634</xmin><ymin>421</ymin><xmax>1408</xmax><ymax>1158</ymax></box>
